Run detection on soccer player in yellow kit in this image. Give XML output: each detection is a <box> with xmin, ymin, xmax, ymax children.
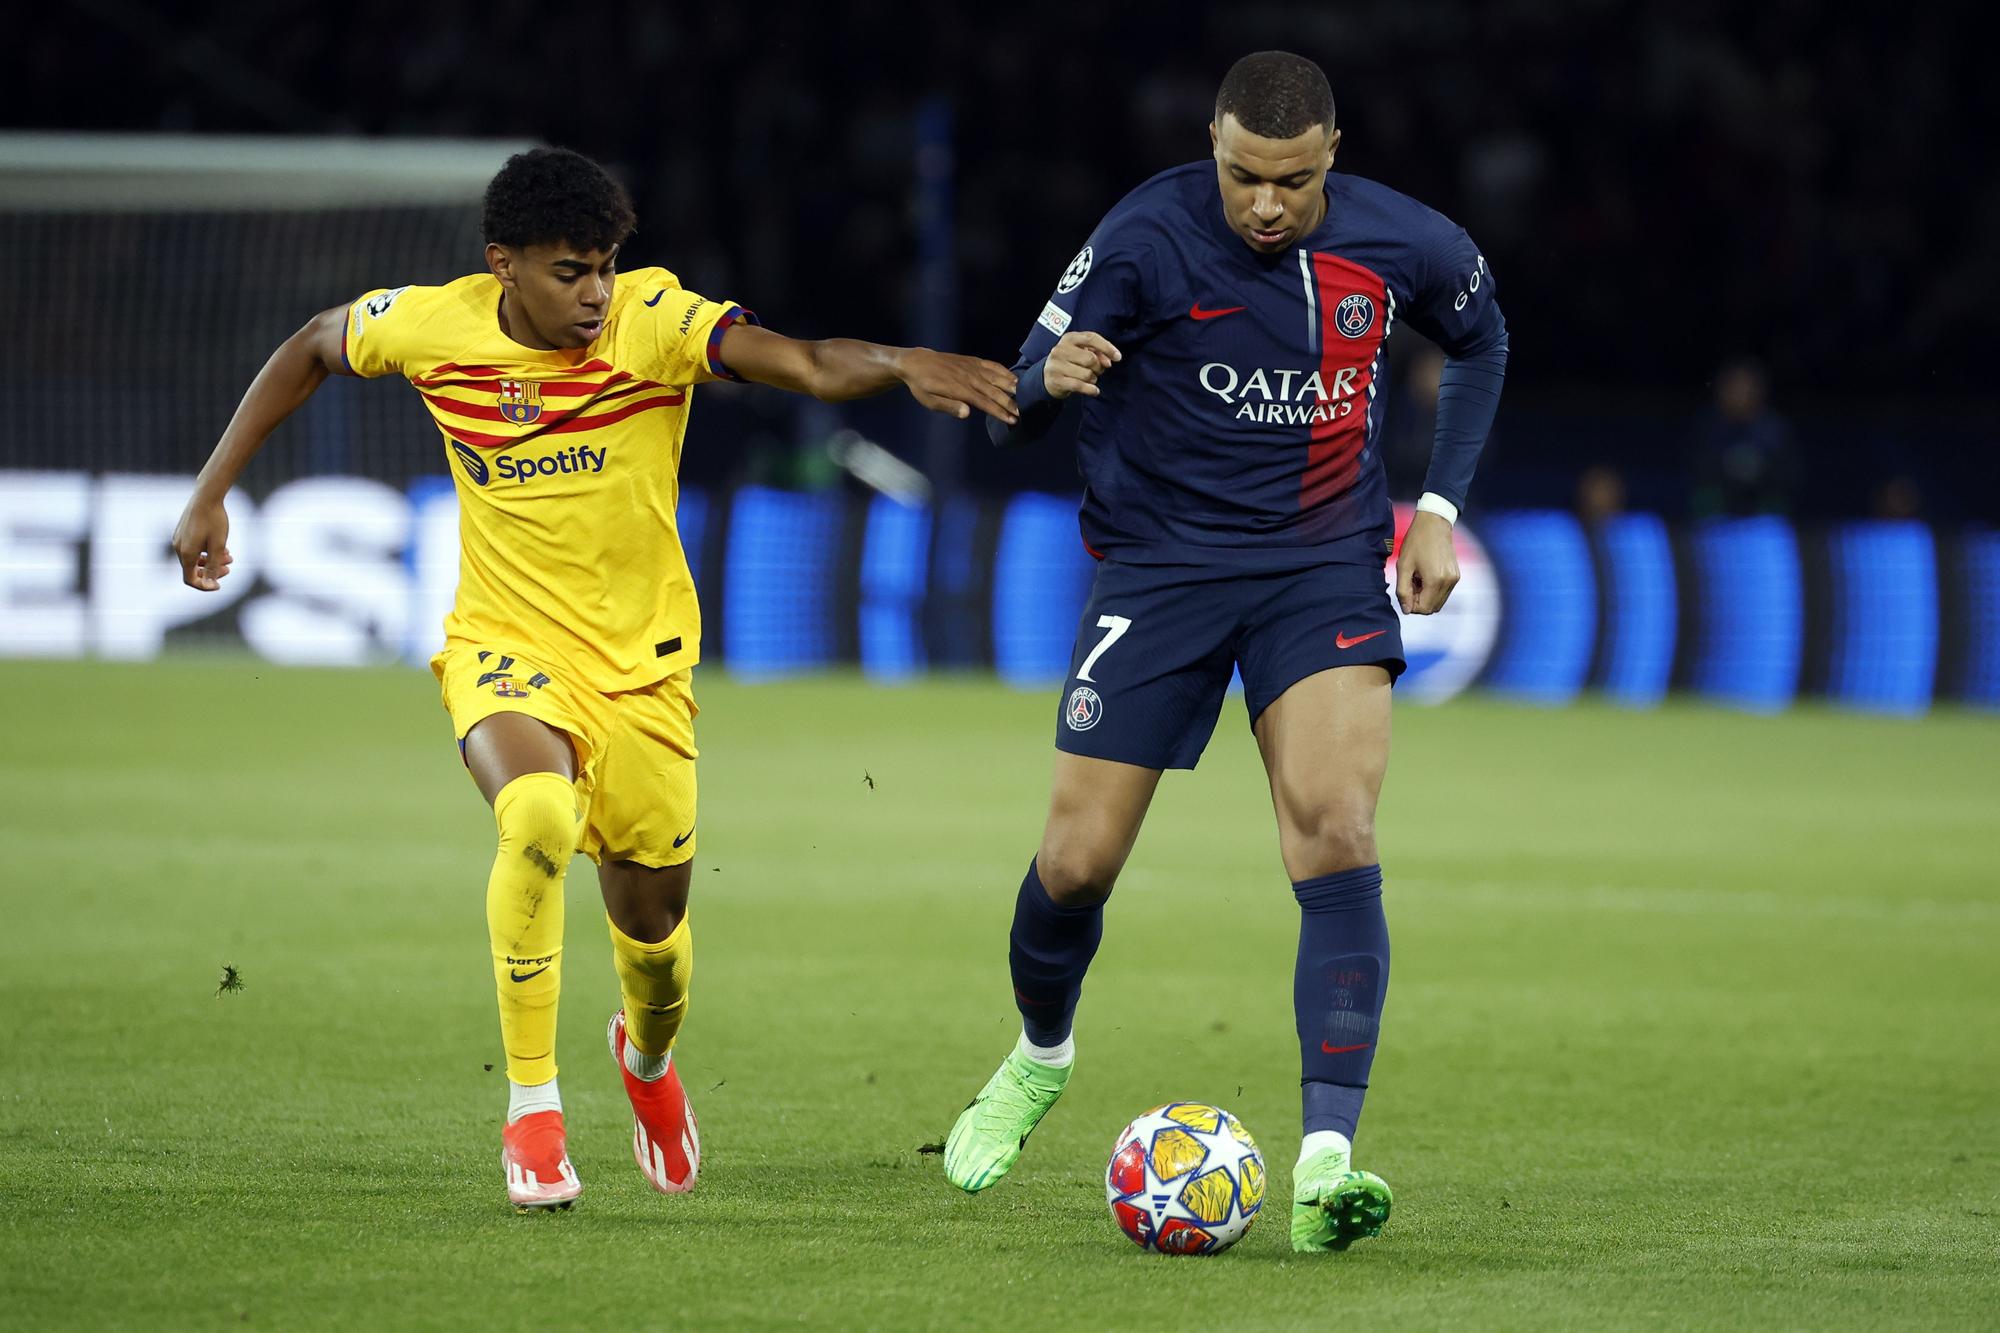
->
<box><xmin>171</xmin><ymin>148</ymin><xmax>1017</xmax><ymax>1210</ymax></box>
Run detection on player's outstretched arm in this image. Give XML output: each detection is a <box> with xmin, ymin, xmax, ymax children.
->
<box><xmin>717</xmin><ymin>323</ymin><xmax>1019</xmax><ymax>424</ymax></box>
<box><xmin>173</xmin><ymin>305</ymin><xmax>351</xmax><ymax>591</ymax></box>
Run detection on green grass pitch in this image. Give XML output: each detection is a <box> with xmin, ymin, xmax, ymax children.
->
<box><xmin>2</xmin><ymin>658</ymin><xmax>1996</xmax><ymax>1329</ymax></box>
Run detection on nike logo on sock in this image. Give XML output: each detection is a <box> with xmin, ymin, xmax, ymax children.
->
<box><xmin>1320</xmin><ymin>1041</ymin><xmax>1373</xmax><ymax>1054</ymax></box>
<box><xmin>511</xmin><ymin>966</ymin><xmax>551</xmax><ymax>983</ymax></box>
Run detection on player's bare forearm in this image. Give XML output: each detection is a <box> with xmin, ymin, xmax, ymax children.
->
<box><xmin>189</xmin><ymin>306</ymin><xmax>349</xmax><ymax>501</ymax></box>
<box><xmin>175</xmin><ymin>305</ymin><xmax>348</xmax><ymax>589</ymax></box>
<box><xmin>720</xmin><ymin>324</ymin><xmax>1017</xmax><ymax>423</ymax></box>
<box><xmin>794</xmin><ymin>337</ymin><xmax>909</xmax><ymax>401</ymax></box>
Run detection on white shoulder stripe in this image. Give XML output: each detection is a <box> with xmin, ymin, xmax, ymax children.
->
<box><xmin>1298</xmin><ymin>250</ymin><xmax>1319</xmax><ymax>353</ymax></box>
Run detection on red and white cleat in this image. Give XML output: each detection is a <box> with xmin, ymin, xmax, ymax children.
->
<box><xmin>502</xmin><ymin>1109</ymin><xmax>582</xmax><ymax>1212</ymax></box>
<box><xmin>608</xmin><ymin>1010</ymin><xmax>699</xmax><ymax>1193</ymax></box>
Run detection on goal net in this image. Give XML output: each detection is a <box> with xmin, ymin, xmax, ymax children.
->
<box><xmin>0</xmin><ymin>132</ymin><xmax>530</xmax><ymax>661</ymax></box>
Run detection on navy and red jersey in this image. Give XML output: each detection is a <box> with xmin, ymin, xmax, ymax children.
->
<box><xmin>993</xmin><ymin>162</ymin><xmax>1507</xmax><ymax>570</ymax></box>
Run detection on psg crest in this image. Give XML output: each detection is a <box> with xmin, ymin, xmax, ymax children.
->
<box><xmin>498</xmin><ymin>379</ymin><xmax>544</xmax><ymax>426</ymax></box>
<box><xmin>1335</xmin><ymin>293</ymin><xmax>1376</xmax><ymax>339</ymax></box>
<box><xmin>1065</xmin><ymin>685</ymin><xmax>1103</xmax><ymax>731</ymax></box>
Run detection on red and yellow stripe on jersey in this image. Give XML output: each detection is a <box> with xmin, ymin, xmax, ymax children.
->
<box><xmin>343</xmin><ymin>268</ymin><xmax>752</xmax><ymax>692</ymax></box>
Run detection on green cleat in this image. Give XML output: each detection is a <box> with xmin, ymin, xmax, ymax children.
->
<box><xmin>1290</xmin><ymin>1147</ymin><xmax>1393</xmax><ymax>1253</ymax></box>
<box><xmin>943</xmin><ymin>1040</ymin><xmax>1070</xmax><ymax>1193</ymax></box>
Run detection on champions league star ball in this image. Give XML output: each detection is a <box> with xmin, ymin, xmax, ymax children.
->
<box><xmin>1105</xmin><ymin>1103</ymin><xmax>1266</xmax><ymax>1254</ymax></box>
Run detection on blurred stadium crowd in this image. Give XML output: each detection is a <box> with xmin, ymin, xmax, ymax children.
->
<box><xmin>11</xmin><ymin>0</ymin><xmax>1993</xmax><ymax>518</ymax></box>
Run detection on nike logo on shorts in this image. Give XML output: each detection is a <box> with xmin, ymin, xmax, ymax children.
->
<box><xmin>1336</xmin><ymin>630</ymin><xmax>1387</xmax><ymax>650</ymax></box>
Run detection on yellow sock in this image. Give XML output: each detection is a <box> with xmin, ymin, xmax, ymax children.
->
<box><xmin>609</xmin><ymin>913</ymin><xmax>692</xmax><ymax>1056</ymax></box>
<box><xmin>487</xmin><ymin>772</ymin><xmax>578</xmax><ymax>1086</ymax></box>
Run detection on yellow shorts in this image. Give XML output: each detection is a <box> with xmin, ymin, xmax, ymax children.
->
<box><xmin>431</xmin><ymin>641</ymin><xmax>699</xmax><ymax>868</ymax></box>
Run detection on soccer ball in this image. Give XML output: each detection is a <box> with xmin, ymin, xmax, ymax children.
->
<box><xmin>1105</xmin><ymin>1103</ymin><xmax>1265</xmax><ymax>1254</ymax></box>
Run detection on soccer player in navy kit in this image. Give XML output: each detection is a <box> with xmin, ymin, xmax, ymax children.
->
<box><xmin>943</xmin><ymin>52</ymin><xmax>1508</xmax><ymax>1253</ymax></box>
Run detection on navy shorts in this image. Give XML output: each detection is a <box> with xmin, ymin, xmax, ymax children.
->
<box><xmin>1054</xmin><ymin>559</ymin><xmax>1405</xmax><ymax>770</ymax></box>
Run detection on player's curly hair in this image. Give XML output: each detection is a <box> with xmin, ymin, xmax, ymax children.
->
<box><xmin>1215</xmin><ymin>51</ymin><xmax>1336</xmax><ymax>139</ymax></box>
<box><xmin>482</xmin><ymin>147</ymin><xmax>637</xmax><ymax>253</ymax></box>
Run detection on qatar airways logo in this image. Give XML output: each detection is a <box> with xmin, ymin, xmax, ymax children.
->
<box><xmin>1197</xmin><ymin>363</ymin><xmax>1362</xmax><ymax>425</ymax></box>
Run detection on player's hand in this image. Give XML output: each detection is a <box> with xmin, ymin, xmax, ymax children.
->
<box><xmin>1044</xmin><ymin>331</ymin><xmax>1121</xmax><ymax>400</ymax></box>
<box><xmin>898</xmin><ymin>349</ymin><xmax>1019</xmax><ymax>423</ymax></box>
<box><xmin>1396</xmin><ymin>511</ymin><xmax>1460</xmax><ymax>615</ymax></box>
<box><xmin>172</xmin><ymin>493</ymin><xmax>234</xmax><ymax>591</ymax></box>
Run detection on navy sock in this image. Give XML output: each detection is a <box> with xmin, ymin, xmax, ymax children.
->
<box><xmin>1294</xmin><ymin>864</ymin><xmax>1390</xmax><ymax>1140</ymax></box>
<box><xmin>1008</xmin><ymin>860</ymin><xmax>1103</xmax><ymax>1048</ymax></box>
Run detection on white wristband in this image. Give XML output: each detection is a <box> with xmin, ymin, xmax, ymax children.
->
<box><xmin>1416</xmin><ymin>492</ymin><xmax>1460</xmax><ymax>525</ymax></box>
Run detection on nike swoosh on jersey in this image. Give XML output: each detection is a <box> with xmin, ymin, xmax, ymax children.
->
<box><xmin>1188</xmin><ymin>302</ymin><xmax>1247</xmax><ymax>321</ymax></box>
<box><xmin>643</xmin><ymin>290</ymin><xmax>668</xmax><ymax>307</ymax></box>
<box><xmin>1336</xmin><ymin>630</ymin><xmax>1388</xmax><ymax>649</ymax></box>
<box><xmin>672</xmin><ymin>827</ymin><xmax>694</xmax><ymax>848</ymax></box>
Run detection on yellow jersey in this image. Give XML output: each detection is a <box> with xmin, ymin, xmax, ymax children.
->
<box><xmin>343</xmin><ymin>267</ymin><xmax>750</xmax><ymax>692</ymax></box>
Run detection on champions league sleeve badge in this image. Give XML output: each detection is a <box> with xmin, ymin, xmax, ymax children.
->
<box><xmin>1057</xmin><ymin>246</ymin><xmax>1094</xmax><ymax>294</ymax></box>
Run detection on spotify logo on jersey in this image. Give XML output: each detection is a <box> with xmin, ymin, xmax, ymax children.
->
<box><xmin>452</xmin><ymin>442</ymin><xmax>609</xmax><ymax>487</ymax></box>
<box><xmin>451</xmin><ymin>441</ymin><xmax>489</xmax><ymax>485</ymax></box>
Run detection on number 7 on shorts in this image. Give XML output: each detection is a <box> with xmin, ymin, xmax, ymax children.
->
<box><xmin>1077</xmin><ymin>614</ymin><xmax>1132</xmax><ymax>683</ymax></box>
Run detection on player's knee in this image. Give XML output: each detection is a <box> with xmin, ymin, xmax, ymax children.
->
<box><xmin>493</xmin><ymin>772</ymin><xmax>579</xmax><ymax>877</ymax></box>
<box><xmin>1035</xmin><ymin>843</ymin><xmax>1121</xmax><ymax>907</ymax></box>
<box><xmin>616</xmin><ymin>894</ymin><xmax>686</xmax><ymax>943</ymax></box>
<box><xmin>1285</xmin><ymin>801</ymin><xmax>1377</xmax><ymax>878</ymax></box>
<box><xmin>604</xmin><ymin>860</ymin><xmax>691</xmax><ymax>942</ymax></box>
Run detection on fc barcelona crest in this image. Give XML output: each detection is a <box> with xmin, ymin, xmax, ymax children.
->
<box><xmin>498</xmin><ymin>379</ymin><xmax>543</xmax><ymax>425</ymax></box>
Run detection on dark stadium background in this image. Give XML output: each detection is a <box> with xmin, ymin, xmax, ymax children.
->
<box><xmin>12</xmin><ymin>0</ymin><xmax>1994</xmax><ymax>521</ymax></box>
<box><xmin>5</xmin><ymin>10</ymin><xmax>1997</xmax><ymax>1322</ymax></box>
